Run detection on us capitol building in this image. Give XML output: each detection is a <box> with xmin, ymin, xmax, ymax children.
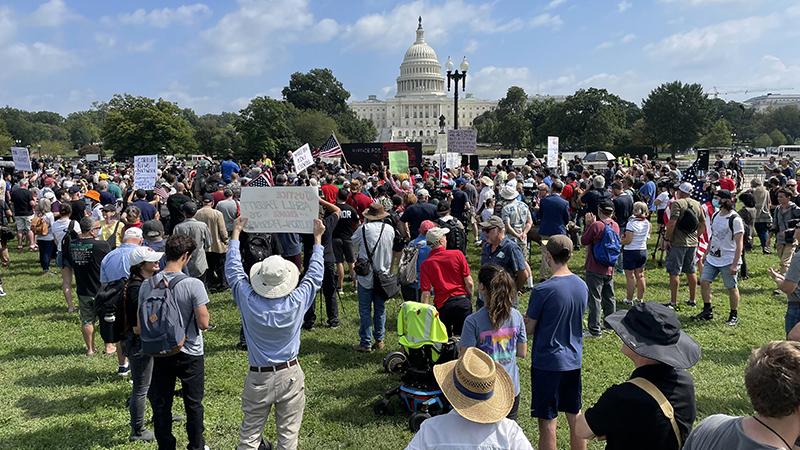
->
<box><xmin>350</xmin><ymin>18</ymin><xmax>498</xmax><ymax>145</ymax></box>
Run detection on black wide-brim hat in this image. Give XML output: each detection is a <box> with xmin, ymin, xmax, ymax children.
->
<box><xmin>604</xmin><ymin>302</ymin><xmax>701</xmax><ymax>369</ymax></box>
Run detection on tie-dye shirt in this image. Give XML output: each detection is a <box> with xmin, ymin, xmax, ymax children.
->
<box><xmin>460</xmin><ymin>307</ymin><xmax>527</xmax><ymax>395</ymax></box>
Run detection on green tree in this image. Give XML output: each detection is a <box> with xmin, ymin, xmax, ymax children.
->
<box><xmin>698</xmin><ymin>118</ymin><xmax>733</xmax><ymax>148</ymax></box>
<box><xmin>334</xmin><ymin>109</ymin><xmax>376</xmax><ymax>143</ymax></box>
<box><xmin>707</xmin><ymin>98</ymin><xmax>755</xmax><ymax>142</ymax></box>
<box><xmin>38</xmin><ymin>140</ymin><xmax>72</xmax><ymax>157</ymax></box>
<box><xmin>65</xmin><ymin>112</ymin><xmax>101</xmax><ymax>148</ymax></box>
<box><xmin>756</xmin><ymin>106</ymin><xmax>800</xmax><ymax>141</ymax></box>
<box><xmin>195</xmin><ymin>113</ymin><xmax>242</xmax><ymax>159</ymax></box>
<box><xmin>495</xmin><ymin>86</ymin><xmax>529</xmax><ymax>153</ymax></box>
<box><xmin>473</xmin><ymin>110</ymin><xmax>498</xmax><ymax>143</ymax></box>
<box><xmin>282</xmin><ymin>68</ymin><xmax>350</xmax><ymax>117</ymax></box>
<box><xmin>753</xmin><ymin>133</ymin><xmax>773</xmax><ymax>148</ymax></box>
<box><xmin>102</xmin><ymin>94</ymin><xmax>197</xmax><ymax>158</ymax></box>
<box><xmin>642</xmin><ymin>81</ymin><xmax>710</xmax><ymax>157</ymax></box>
<box><xmin>0</xmin><ymin>118</ymin><xmax>13</xmax><ymax>153</ymax></box>
<box><xmin>769</xmin><ymin>128</ymin><xmax>787</xmax><ymax>146</ymax></box>
<box><xmin>524</xmin><ymin>98</ymin><xmax>556</xmax><ymax>150</ymax></box>
<box><xmin>235</xmin><ymin>96</ymin><xmax>298</xmax><ymax>161</ymax></box>
<box><xmin>291</xmin><ymin>109</ymin><xmax>339</xmax><ymax>147</ymax></box>
<box><xmin>544</xmin><ymin>88</ymin><xmax>627</xmax><ymax>150</ymax></box>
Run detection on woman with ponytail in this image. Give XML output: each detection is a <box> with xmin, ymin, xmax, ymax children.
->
<box><xmin>459</xmin><ymin>264</ymin><xmax>527</xmax><ymax>420</ymax></box>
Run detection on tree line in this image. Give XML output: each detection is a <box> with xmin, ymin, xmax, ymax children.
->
<box><xmin>474</xmin><ymin>81</ymin><xmax>800</xmax><ymax>157</ymax></box>
<box><xmin>0</xmin><ymin>68</ymin><xmax>377</xmax><ymax>161</ymax></box>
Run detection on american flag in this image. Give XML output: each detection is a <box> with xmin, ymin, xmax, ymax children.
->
<box><xmin>248</xmin><ymin>169</ymin><xmax>273</xmax><ymax>187</ymax></box>
<box><xmin>313</xmin><ymin>134</ymin><xmax>342</xmax><ymax>158</ymax></box>
<box><xmin>665</xmin><ymin>156</ymin><xmax>714</xmax><ymax>262</ymax></box>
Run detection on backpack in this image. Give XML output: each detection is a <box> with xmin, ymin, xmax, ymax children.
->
<box><xmin>95</xmin><ymin>278</ymin><xmax>128</xmax><ymax>344</ymax></box>
<box><xmin>61</xmin><ymin>219</ymin><xmax>79</xmax><ymax>256</ymax></box>
<box><xmin>138</xmin><ymin>274</ymin><xmax>191</xmax><ymax>357</ymax></box>
<box><xmin>675</xmin><ymin>200</ymin><xmax>700</xmax><ymax>234</ymax></box>
<box><xmin>31</xmin><ymin>215</ymin><xmax>49</xmax><ymax>236</ymax></box>
<box><xmin>398</xmin><ymin>243</ymin><xmax>422</xmax><ymax>286</ymax></box>
<box><xmin>437</xmin><ymin>217</ymin><xmax>467</xmax><ymax>254</ymax></box>
<box><xmin>592</xmin><ymin>221</ymin><xmax>621</xmax><ymax>266</ymax></box>
<box><xmin>241</xmin><ymin>232</ymin><xmax>277</xmax><ymax>274</ymax></box>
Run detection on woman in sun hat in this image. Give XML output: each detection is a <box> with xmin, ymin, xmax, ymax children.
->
<box><xmin>574</xmin><ymin>302</ymin><xmax>699</xmax><ymax>450</ymax></box>
<box><xmin>405</xmin><ymin>347</ymin><xmax>533</xmax><ymax>449</ymax></box>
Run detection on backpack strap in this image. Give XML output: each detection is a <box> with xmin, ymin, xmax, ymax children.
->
<box><xmin>627</xmin><ymin>377</ymin><xmax>682</xmax><ymax>447</ymax></box>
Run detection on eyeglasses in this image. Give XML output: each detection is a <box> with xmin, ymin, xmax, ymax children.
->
<box><xmin>92</xmin><ymin>226</ymin><xmax>102</xmax><ymax>231</ymax></box>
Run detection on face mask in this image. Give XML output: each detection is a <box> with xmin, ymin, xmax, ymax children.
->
<box><xmin>712</xmin><ymin>199</ymin><xmax>720</xmax><ymax>208</ymax></box>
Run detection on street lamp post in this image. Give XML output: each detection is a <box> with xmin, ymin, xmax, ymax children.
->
<box><xmin>445</xmin><ymin>56</ymin><xmax>469</xmax><ymax>130</ymax></box>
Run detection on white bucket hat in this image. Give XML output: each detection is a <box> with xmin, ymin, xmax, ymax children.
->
<box><xmin>249</xmin><ymin>255</ymin><xmax>300</xmax><ymax>299</ymax></box>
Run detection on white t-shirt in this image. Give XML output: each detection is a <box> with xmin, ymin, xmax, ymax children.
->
<box><xmin>51</xmin><ymin>218</ymin><xmax>81</xmax><ymax>251</ymax></box>
<box><xmin>655</xmin><ymin>192</ymin><xmax>670</xmax><ymax>210</ymax></box>
<box><xmin>624</xmin><ymin>218</ymin><xmax>651</xmax><ymax>250</ymax></box>
<box><xmin>706</xmin><ymin>210</ymin><xmax>745</xmax><ymax>267</ymax></box>
<box><xmin>405</xmin><ymin>410</ymin><xmax>534</xmax><ymax>450</ymax></box>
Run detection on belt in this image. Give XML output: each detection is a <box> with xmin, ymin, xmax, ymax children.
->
<box><xmin>249</xmin><ymin>358</ymin><xmax>299</xmax><ymax>373</ymax></box>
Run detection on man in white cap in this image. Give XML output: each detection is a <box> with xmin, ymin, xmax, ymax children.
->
<box><xmin>405</xmin><ymin>347</ymin><xmax>533</xmax><ymax>449</ymax></box>
<box><xmin>664</xmin><ymin>181</ymin><xmax>705</xmax><ymax>310</ymax></box>
<box><xmin>226</xmin><ymin>216</ymin><xmax>325</xmax><ymax>450</ymax></box>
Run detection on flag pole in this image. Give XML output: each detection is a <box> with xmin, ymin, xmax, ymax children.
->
<box><xmin>333</xmin><ymin>131</ymin><xmax>350</xmax><ymax>168</ymax></box>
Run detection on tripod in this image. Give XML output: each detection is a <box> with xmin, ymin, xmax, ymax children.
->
<box><xmin>651</xmin><ymin>224</ymin><xmax>666</xmax><ymax>267</ymax></box>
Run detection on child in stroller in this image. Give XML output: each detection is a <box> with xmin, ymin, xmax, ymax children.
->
<box><xmin>373</xmin><ymin>301</ymin><xmax>460</xmax><ymax>431</ymax></box>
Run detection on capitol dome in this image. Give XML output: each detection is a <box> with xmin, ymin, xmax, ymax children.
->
<box><xmin>396</xmin><ymin>17</ymin><xmax>446</xmax><ymax>97</ymax></box>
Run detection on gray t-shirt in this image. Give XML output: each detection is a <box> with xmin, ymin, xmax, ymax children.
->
<box><xmin>684</xmin><ymin>415</ymin><xmax>778</xmax><ymax>450</ymax></box>
<box><xmin>138</xmin><ymin>271</ymin><xmax>210</xmax><ymax>356</ymax></box>
<box><xmin>351</xmin><ymin>221</ymin><xmax>395</xmax><ymax>290</ymax></box>
<box><xmin>785</xmin><ymin>252</ymin><xmax>800</xmax><ymax>303</ymax></box>
<box><xmin>215</xmin><ymin>198</ymin><xmax>238</xmax><ymax>233</ymax></box>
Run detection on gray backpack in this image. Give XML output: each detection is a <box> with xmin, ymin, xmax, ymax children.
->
<box><xmin>138</xmin><ymin>274</ymin><xmax>191</xmax><ymax>357</ymax></box>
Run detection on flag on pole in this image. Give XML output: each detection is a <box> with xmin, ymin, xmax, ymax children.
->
<box><xmin>664</xmin><ymin>155</ymin><xmax>713</xmax><ymax>262</ymax></box>
<box><xmin>248</xmin><ymin>168</ymin><xmax>273</xmax><ymax>187</ymax></box>
<box><xmin>313</xmin><ymin>134</ymin><xmax>342</xmax><ymax>158</ymax></box>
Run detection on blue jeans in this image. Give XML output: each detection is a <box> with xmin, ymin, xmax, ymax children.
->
<box><xmin>786</xmin><ymin>303</ymin><xmax>800</xmax><ymax>336</ymax></box>
<box><xmin>357</xmin><ymin>284</ymin><xmax>387</xmax><ymax>347</ymax></box>
<box><xmin>125</xmin><ymin>333</ymin><xmax>153</xmax><ymax>434</ymax></box>
<box><xmin>37</xmin><ymin>239</ymin><xmax>54</xmax><ymax>272</ymax></box>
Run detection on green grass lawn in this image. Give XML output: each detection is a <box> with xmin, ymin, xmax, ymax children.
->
<box><xmin>0</xmin><ymin>233</ymin><xmax>786</xmax><ymax>449</ymax></box>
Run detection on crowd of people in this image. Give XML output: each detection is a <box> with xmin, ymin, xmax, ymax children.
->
<box><xmin>5</xmin><ymin>149</ymin><xmax>800</xmax><ymax>449</ymax></box>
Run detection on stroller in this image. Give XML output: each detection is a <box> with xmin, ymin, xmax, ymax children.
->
<box><xmin>373</xmin><ymin>301</ymin><xmax>460</xmax><ymax>432</ymax></box>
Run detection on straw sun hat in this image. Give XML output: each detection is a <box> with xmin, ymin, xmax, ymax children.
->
<box><xmin>433</xmin><ymin>347</ymin><xmax>514</xmax><ymax>423</ymax></box>
<box><xmin>249</xmin><ymin>255</ymin><xmax>300</xmax><ymax>299</ymax></box>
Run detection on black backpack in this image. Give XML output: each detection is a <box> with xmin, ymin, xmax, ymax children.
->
<box><xmin>95</xmin><ymin>278</ymin><xmax>128</xmax><ymax>344</ymax></box>
<box><xmin>61</xmin><ymin>219</ymin><xmax>80</xmax><ymax>260</ymax></box>
<box><xmin>241</xmin><ymin>232</ymin><xmax>278</xmax><ymax>274</ymax></box>
<box><xmin>676</xmin><ymin>200</ymin><xmax>700</xmax><ymax>234</ymax></box>
<box><xmin>437</xmin><ymin>217</ymin><xmax>467</xmax><ymax>254</ymax></box>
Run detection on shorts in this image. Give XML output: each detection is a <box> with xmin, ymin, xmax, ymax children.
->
<box><xmin>700</xmin><ymin>261</ymin><xmax>738</xmax><ymax>289</ymax></box>
<box><xmin>785</xmin><ymin>302</ymin><xmax>800</xmax><ymax>336</ymax></box>
<box><xmin>78</xmin><ymin>295</ymin><xmax>97</xmax><ymax>326</ymax></box>
<box><xmin>56</xmin><ymin>250</ymin><xmax>70</xmax><ymax>269</ymax></box>
<box><xmin>332</xmin><ymin>238</ymin><xmax>355</xmax><ymax>264</ymax></box>
<box><xmin>531</xmin><ymin>368</ymin><xmax>582</xmax><ymax>420</ymax></box>
<box><xmin>623</xmin><ymin>249</ymin><xmax>647</xmax><ymax>271</ymax></box>
<box><xmin>665</xmin><ymin>246</ymin><xmax>696</xmax><ymax>275</ymax></box>
<box><xmin>657</xmin><ymin>209</ymin><xmax>667</xmax><ymax>225</ymax></box>
<box><xmin>15</xmin><ymin>215</ymin><xmax>33</xmax><ymax>232</ymax></box>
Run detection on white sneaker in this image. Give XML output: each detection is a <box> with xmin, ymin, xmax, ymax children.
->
<box><xmin>0</xmin><ymin>285</ymin><xmax>7</xmax><ymax>297</ymax></box>
<box><xmin>622</xmin><ymin>299</ymin><xmax>633</xmax><ymax>306</ymax></box>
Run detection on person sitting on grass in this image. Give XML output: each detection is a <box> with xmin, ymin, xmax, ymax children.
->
<box><xmin>226</xmin><ymin>217</ymin><xmax>325</xmax><ymax>450</ymax></box>
<box><xmin>574</xmin><ymin>302</ymin><xmax>699</xmax><ymax>450</ymax></box>
<box><xmin>683</xmin><ymin>341</ymin><xmax>800</xmax><ymax>450</ymax></box>
<box><xmin>405</xmin><ymin>347</ymin><xmax>533</xmax><ymax>450</ymax></box>
<box><xmin>460</xmin><ymin>264</ymin><xmax>527</xmax><ymax>420</ymax></box>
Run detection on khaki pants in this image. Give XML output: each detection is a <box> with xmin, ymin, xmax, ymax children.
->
<box><xmin>777</xmin><ymin>243</ymin><xmax>796</xmax><ymax>274</ymax></box>
<box><xmin>238</xmin><ymin>363</ymin><xmax>305</xmax><ymax>450</ymax></box>
<box><xmin>540</xmin><ymin>236</ymin><xmax>551</xmax><ymax>280</ymax></box>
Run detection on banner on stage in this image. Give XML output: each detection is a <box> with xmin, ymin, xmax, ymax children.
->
<box><xmin>292</xmin><ymin>143</ymin><xmax>314</xmax><ymax>173</ymax></box>
<box><xmin>133</xmin><ymin>155</ymin><xmax>158</xmax><ymax>190</ymax></box>
<box><xmin>240</xmin><ymin>186</ymin><xmax>319</xmax><ymax>234</ymax></box>
<box><xmin>10</xmin><ymin>147</ymin><xmax>32</xmax><ymax>172</ymax></box>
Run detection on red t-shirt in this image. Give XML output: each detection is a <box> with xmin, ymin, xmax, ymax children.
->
<box><xmin>719</xmin><ymin>177</ymin><xmax>736</xmax><ymax>192</ymax></box>
<box><xmin>581</xmin><ymin>218</ymin><xmax>620</xmax><ymax>276</ymax></box>
<box><xmin>321</xmin><ymin>184</ymin><xmax>338</xmax><ymax>204</ymax></box>
<box><xmin>419</xmin><ymin>246</ymin><xmax>471</xmax><ymax>309</ymax></box>
<box><xmin>212</xmin><ymin>190</ymin><xmax>225</xmax><ymax>205</ymax></box>
<box><xmin>347</xmin><ymin>192</ymin><xmax>373</xmax><ymax>219</ymax></box>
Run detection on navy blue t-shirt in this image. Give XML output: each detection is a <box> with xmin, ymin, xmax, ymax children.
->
<box><xmin>526</xmin><ymin>274</ymin><xmax>588</xmax><ymax>371</ymax></box>
<box><xmin>480</xmin><ymin>237</ymin><xmax>526</xmax><ymax>277</ymax></box>
<box><xmin>450</xmin><ymin>189</ymin><xmax>469</xmax><ymax>221</ymax></box>
<box><xmin>400</xmin><ymin>202</ymin><xmax>438</xmax><ymax>239</ymax></box>
<box><xmin>132</xmin><ymin>199</ymin><xmax>157</xmax><ymax>222</ymax></box>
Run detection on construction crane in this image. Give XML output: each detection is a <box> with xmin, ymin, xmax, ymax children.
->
<box><xmin>709</xmin><ymin>86</ymin><xmax>795</xmax><ymax>99</ymax></box>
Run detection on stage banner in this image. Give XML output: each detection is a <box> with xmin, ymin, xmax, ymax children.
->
<box><xmin>342</xmin><ymin>142</ymin><xmax>423</xmax><ymax>170</ymax></box>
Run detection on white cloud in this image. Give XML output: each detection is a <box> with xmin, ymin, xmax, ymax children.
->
<box><xmin>596</xmin><ymin>41</ymin><xmax>614</xmax><ymax>49</ymax></box>
<box><xmin>660</xmin><ymin>0</ymin><xmax>749</xmax><ymax>5</ymax></box>
<box><xmin>31</xmin><ymin>0</ymin><xmax>80</xmax><ymax>27</ymax></box>
<box><xmin>596</xmin><ymin>33</ymin><xmax>635</xmax><ymax>50</ymax></box>
<box><xmin>621</xmin><ymin>33</ymin><xmax>636</xmax><ymax>43</ymax></box>
<box><xmin>744</xmin><ymin>55</ymin><xmax>800</xmax><ymax>92</ymax></box>
<box><xmin>464</xmin><ymin>39</ymin><xmax>479</xmax><ymax>53</ymax></box>
<box><xmin>546</xmin><ymin>0</ymin><xmax>567</xmax><ymax>10</ymax></box>
<box><xmin>618</xmin><ymin>1</ymin><xmax>632</xmax><ymax>12</ymax></box>
<box><xmin>645</xmin><ymin>14</ymin><xmax>780</xmax><ymax>64</ymax></box>
<box><xmin>158</xmin><ymin>82</ymin><xmax>210</xmax><ymax>109</ymax></box>
<box><xmin>381</xmin><ymin>85</ymin><xmax>395</xmax><ymax>96</ymax></box>
<box><xmin>128</xmin><ymin>40</ymin><xmax>156</xmax><ymax>53</ymax></box>
<box><xmin>94</xmin><ymin>33</ymin><xmax>116</xmax><ymax>48</ymax></box>
<box><xmin>531</xmin><ymin>13</ymin><xmax>563</xmax><ymax>30</ymax></box>
<box><xmin>468</xmin><ymin>66</ymin><xmax>535</xmax><ymax>99</ymax></box>
<box><xmin>0</xmin><ymin>42</ymin><xmax>75</xmax><ymax>74</ymax></box>
<box><xmin>0</xmin><ymin>7</ymin><xmax>16</xmax><ymax>44</ymax></box>
<box><xmin>343</xmin><ymin>0</ymin><xmax>523</xmax><ymax>52</ymax></box>
<box><xmin>119</xmin><ymin>3</ymin><xmax>211</xmax><ymax>28</ymax></box>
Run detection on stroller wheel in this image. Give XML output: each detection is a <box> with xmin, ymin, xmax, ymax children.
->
<box><xmin>373</xmin><ymin>398</ymin><xmax>394</xmax><ymax>416</ymax></box>
<box><xmin>383</xmin><ymin>351</ymin><xmax>407</xmax><ymax>374</ymax></box>
<box><xmin>409</xmin><ymin>412</ymin><xmax>431</xmax><ymax>432</ymax></box>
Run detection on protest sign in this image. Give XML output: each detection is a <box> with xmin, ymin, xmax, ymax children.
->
<box><xmin>86</xmin><ymin>154</ymin><xmax>100</xmax><ymax>162</ymax></box>
<box><xmin>446</xmin><ymin>152</ymin><xmax>461</xmax><ymax>170</ymax></box>
<box><xmin>133</xmin><ymin>155</ymin><xmax>158</xmax><ymax>190</ymax></box>
<box><xmin>388</xmin><ymin>151</ymin><xmax>409</xmax><ymax>174</ymax></box>
<box><xmin>10</xmin><ymin>147</ymin><xmax>32</xmax><ymax>172</ymax></box>
<box><xmin>240</xmin><ymin>186</ymin><xmax>319</xmax><ymax>234</ymax></box>
<box><xmin>292</xmin><ymin>143</ymin><xmax>314</xmax><ymax>173</ymax></box>
<box><xmin>547</xmin><ymin>136</ymin><xmax>559</xmax><ymax>169</ymax></box>
<box><xmin>447</xmin><ymin>129</ymin><xmax>477</xmax><ymax>154</ymax></box>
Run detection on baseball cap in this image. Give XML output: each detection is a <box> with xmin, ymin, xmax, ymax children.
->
<box><xmin>419</xmin><ymin>220</ymin><xmax>437</xmax><ymax>237</ymax></box>
<box><xmin>142</xmin><ymin>220</ymin><xmax>164</xmax><ymax>239</ymax></box>
<box><xmin>599</xmin><ymin>200</ymin><xmax>615</xmax><ymax>213</ymax></box>
<box><xmin>101</xmin><ymin>204</ymin><xmax>116</xmax><ymax>212</ymax></box>
<box><xmin>678</xmin><ymin>182</ymin><xmax>694</xmax><ymax>194</ymax></box>
<box><xmin>417</xmin><ymin>188</ymin><xmax>430</xmax><ymax>198</ymax></box>
<box><xmin>68</xmin><ymin>185</ymin><xmax>81</xmax><ymax>195</ymax></box>
<box><xmin>479</xmin><ymin>216</ymin><xmax>504</xmax><ymax>230</ymax></box>
<box><xmin>437</xmin><ymin>200</ymin><xmax>451</xmax><ymax>214</ymax></box>
<box><xmin>123</xmin><ymin>227</ymin><xmax>143</xmax><ymax>240</ymax></box>
<box><xmin>716</xmin><ymin>189</ymin><xmax>733</xmax><ymax>200</ymax></box>
<box><xmin>128</xmin><ymin>247</ymin><xmax>164</xmax><ymax>267</ymax></box>
<box><xmin>426</xmin><ymin>227</ymin><xmax>450</xmax><ymax>245</ymax></box>
<box><xmin>202</xmin><ymin>193</ymin><xmax>214</xmax><ymax>203</ymax></box>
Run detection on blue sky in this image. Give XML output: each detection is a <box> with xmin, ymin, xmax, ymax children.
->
<box><xmin>1</xmin><ymin>0</ymin><xmax>798</xmax><ymax>115</ymax></box>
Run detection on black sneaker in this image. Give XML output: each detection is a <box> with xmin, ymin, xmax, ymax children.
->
<box><xmin>236</xmin><ymin>342</ymin><xmax>248</xmax><ymax>351</ymax></box>
<box><xmin>725</xmin><ymin>313</ymin><xmax>738</xmax><ymax>326</ymax></box>
<box><xmin>129</xmin><ymin>429</ymin><xmax>155</xmax><ymax>442</ymax></box>
<box><xmin>693</xmin><ymin>310</ymin><xmax>713</xmax><ymax>321</ymax></box>
<box><xmin>663</xmin><ymin>302</ymin><xmax>679</xmax><ymax>311</ymax></box>
<box><xmin>117</xmin><ymin>364</ymin><xmax>130</xmax><ymax>377</ymax></box>
<box><xmin>685</xmin><ymin>299</ymin><xmax>697</xmax><ymax>307</ymax></box>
